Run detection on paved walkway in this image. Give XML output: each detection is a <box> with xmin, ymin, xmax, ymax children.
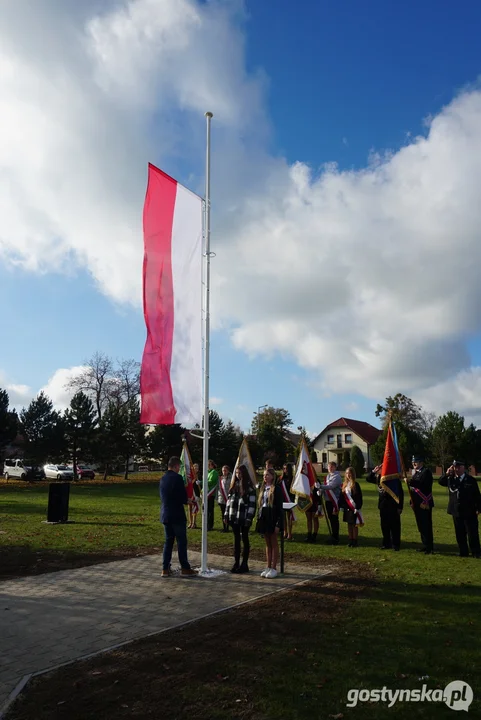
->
<box><xmin>0</xmin><ymin>552</ymin><xmax>330</xmax><ymax>716</ymax></box>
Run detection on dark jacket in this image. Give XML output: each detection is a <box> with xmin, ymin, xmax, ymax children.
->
<box><xmin>366</xmin><ymin>471</ymin><xmax>404</xmax><ymax>511</ymax></box>
<box><xmin>407</xmin><ymin>466</ymin><xmax>434</xmax><ymax>509</ymax></box>
<box><xmin>339</xmin><ymin>481</ymin><xmax>363</xmax><ymax>523</ymax></box>
<box><xmin>438</xmin><ymin>472</ymin><xmax>481</xmax><ymax>518</ymax></box>
<box><xmin>160</xmin><ymin>469</ymin><xmax>188</xmax><ymax>524</ymax></box>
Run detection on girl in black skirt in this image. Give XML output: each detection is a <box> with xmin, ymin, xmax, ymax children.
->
<box><xmin>339</xmin><ymin>467</ymin><xmax>364</xmax><ymax>547</ymax></box>
<box><xmin>256</xmin><ymin>468</ymin><xmax>284</xmax><ymax>578</ymax></box>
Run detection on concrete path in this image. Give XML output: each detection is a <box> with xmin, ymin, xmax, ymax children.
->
<box><xmin>0</xmin><ymin>552</ymin><xmax>330</xmax><ymax>716</ymax></box>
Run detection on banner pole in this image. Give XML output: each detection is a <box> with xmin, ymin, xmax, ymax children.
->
<box><xmin>201</xmin><ymin>111</ymin><xmax>213</xmax><ymax>574</ymax></box>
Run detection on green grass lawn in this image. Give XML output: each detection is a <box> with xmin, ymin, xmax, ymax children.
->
<box><xmin>1</xmin><ymin>479</ymin><xmax>481</xmax><ymax>718</ymax></box>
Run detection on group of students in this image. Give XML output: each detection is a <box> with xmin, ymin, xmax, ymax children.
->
<box><xmin>202</xmin><ymin>459</ymin><xmax>366</xmax><ymax>579</ymax></box>
<box><xmin>162</xmin><ymin>453</ymin><xmax>481</xmax><ymax>581</ymax></box>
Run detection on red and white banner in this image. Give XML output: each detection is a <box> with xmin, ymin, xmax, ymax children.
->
<box><xmin>291</xmin><ymin>439</ymin><xmax>317</xmax><ymax>512</ymax></box>
<box><xmin>140</xmin><ymin>164</ymin><xmax>203</xmax><ymax>426</ymax></box>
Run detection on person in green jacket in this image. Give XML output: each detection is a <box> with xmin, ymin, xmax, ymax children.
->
<box><xmin>207</xmin><ymin>459</ymin><xmax>219</xmax><ymax>530</ymax></box>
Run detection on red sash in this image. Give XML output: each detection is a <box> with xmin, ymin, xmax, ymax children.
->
<box><xmin>280</xmin><ymin>480</ymin><xmax>296</xmax><ymax>522</ymax></box>
<box><xmin>411</xmin><ymin>487</ymin><xmax>433</xmax><ymax>509</ymax></box>
<box><xmin>219</xmin><ymin>478</ymin><xmax>228</xmax><ymax>504</ymax></box>
<box><xmin>344</xmin><ymin>486</ymin><xmax>364</xmax><ymax>526</ymax></box>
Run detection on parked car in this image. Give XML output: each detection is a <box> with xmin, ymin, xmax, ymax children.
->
<box><xmin>76</xmin><ymin>465</ymin><xmax>95</xmax><ymax>480</ymax></box>
<box><xmin>43</xmin><ymin>464</ymin><xmax>74</xmax><ymax>481</ymax></box>
<box><xmin>4</xmin><ymin>459</ymin><xmax>45</xmax><ymax>481</ymax></box>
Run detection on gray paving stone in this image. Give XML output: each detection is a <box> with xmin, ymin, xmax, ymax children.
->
<box><xmin>0</xmin><ymin>551</ymin><xmax>329</xmax><ymax>714</ymax></box>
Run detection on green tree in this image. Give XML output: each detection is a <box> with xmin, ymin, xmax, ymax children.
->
<box><xmin>147</xmin><ymin>423</ymin><xmax>184</xmax><ymax>466</ymax></box>
<box><xmin>252</xmin><ymin>406</ymin><xmax>292</xmax><ymax>467</ymax></box>
<box><xmin>0</xmin><ymin>389</ymin><xmax>18</xmax><ymax>469</ymax></box>
<box><xmin>20</xmin><ymin>392</ymin><xmax>65</xmax><ymax>465</ymax></box>
<box><xmin>350</xmin><ymin>445</ymin><xmax>365</xmax><ymax>477</ymax></box>
<box><xmin>63</xmin><ymin>392</ymin><xmax>97</xmax><ymax>480</ymax></box>
<box><xmin>218</xmin><ymin>420</ymin><xmax>242</xmax><ymax>468</ymax></box>
<box><xmin>373</xmin><ymin>393</ymin><xmax>430</xmax><ymax>469</ymax></box>
<box><xmin>96</xmin><ymin>399</ymin><xmax>146</xmax><ymax>480</ymax></box>
<box><xmin>342</xmin><ymin>449</ymin><xmax>351</xmax><ymax>469</ymax></box>
<box><xmin>310</xmin><ymin>449</ymin><xmax>318</xmax><ymax>464</ymax></box>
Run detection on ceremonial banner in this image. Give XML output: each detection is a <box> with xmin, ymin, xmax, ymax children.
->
<box><xmin>380</xmin><ymin>422</ymin><xmax>402</xmax><ymax>504</ymax></box>
<box><xmin>140</xmin><ymin>163</ymin><xmax>203</xmax><ymax>426</ymax></box>
<box><xmin>180</xmin><ymin>441</ymin><xmax>198</xmax><ymax>513</ymax></box>
<box><xmin>232</xmin><ymin>438</ymin><xmax>257</xmax><ymax>489</ymax></box>
<box><xmin>291</xmin><ymin>439</ymin><xmax>317</xmax><ymax>512</ymax></box>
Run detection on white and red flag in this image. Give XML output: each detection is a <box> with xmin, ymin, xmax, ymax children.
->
<box><xmin>140</xmin><ymin>164</ymin><xmax>203</xmax><ymax>426</ymax></box>
<box><xmin>180</xmin><ymin>441</ymin><xmax>199</xmax><ymax>513</ymax></box>
<box><xmin>291</xmin><ymin>439</ymin><xmax>317</xmax><ymax>512</ymax></box>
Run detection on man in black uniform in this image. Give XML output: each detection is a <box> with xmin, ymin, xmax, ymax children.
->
<box><xmin>366</xmin><ymin>464</ymin><xmax>404</xmax><ymax>550</ymax></box>
<box><xmin>439</xmin><ymin>460</ymin><xmax>481</xmax><ymax>558</ymax></box>
<box><xmin>406</xmin><ymin>455</ymin><xmax>434</xmax><ymax>554</ymax></box>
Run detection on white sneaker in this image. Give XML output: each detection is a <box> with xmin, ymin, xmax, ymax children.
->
<box><xmin>266</xmin><ymin>568</ymin><xmax>278</xmax><ymax>579</ymax></box>
<box><xmin>260</xmin><ymin>568</ymin><xmax>270</xmax><ymax>577</ymax></box>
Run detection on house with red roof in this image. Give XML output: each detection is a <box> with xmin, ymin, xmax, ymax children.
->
<box><xmin>312</xmin><ymin>417</ymin><xmax>381</xmax><ymax>470</ymax></box>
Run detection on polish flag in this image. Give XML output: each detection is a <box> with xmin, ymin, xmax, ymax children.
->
<box><xmin>140</xmin><ymin>164</ymin><xmax>203</xmax><ymax>426</ymax></box>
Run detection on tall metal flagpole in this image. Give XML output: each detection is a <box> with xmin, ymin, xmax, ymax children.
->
<box><xmin>201</xmin><ymin>111</ymin><xmax>213</xmax><ymax>574</ymax></box>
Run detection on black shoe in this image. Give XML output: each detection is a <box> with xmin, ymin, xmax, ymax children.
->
<box><xmin>424</xmin><ymin>549</ymin><xmax>433</xmax><ymax>555</ymax></box>
<box><xmin>328</xmin><ymin>538</ymin><xmax>339</xmax><ymax>546</ymax></box>
<box><xmin>311</xmin><ymin>534</ymin><xmax>317</xmax><ymax>544</ymax></box>
<box><xmin>352</xmin><ymin>540</ymin><xmax>358</xmax><ymax>548</ymax></box>
<box><xmin>393</xmin><ymin>546</ymin><xmax>400</xmax><ymax>552</ymax></box>
<box><xmin>380</xmin><ymin>545</ymin><xmax>392</xmax><ymax>550</ymax></box>
<box><xmin>231</xmin><ymin>564</ymin><xmax>240</xmax><ymax>573</ymax></box>
<box><xmin>347</xmin><ymin>542</ymin><xmax>353</xmax><ymax>548</ymax></box>
<box><xmin>305</xmin><ymin>533</ymin><xmax>313</xmax><ymax>543</ymax></box>
<box><xmin>238</xmin><ymin>563</ymin><xmax>249</xmax><ymax>574</ymax></box>
<box><xmin>459</xmin><ymin>553</ymin><xmax>469</xmax><ymax>557</ymax></box>
<box><xmin>416</xmin><ymin>547</ymin><xmax>427</xmax><ymax>553</ymax></box>
<box><xmin>474</xmin><ymin>554</ymin><xmax>481</xmax><ymax>559</ymax></box>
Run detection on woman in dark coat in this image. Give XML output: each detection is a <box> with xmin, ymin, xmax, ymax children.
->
<box><xmin>339</xmin><ymin>467</ymin><xmax>364</xmax><ymax>547</ymax></box>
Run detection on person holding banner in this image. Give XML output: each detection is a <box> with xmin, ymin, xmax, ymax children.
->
<box><xmin>319</xmin><ymin>461</ymin><xmax>343</xmax><ymax>545</ymax></box>
<box><xmin>218</xmin><ymin>465</ymin><xmax>232</xmax><ymax>533</ymax></box>
<box><xmin>366</xmin><ymin>463</ymin><xmax>403</xmax><ymax>550</ymax></box>
<box><xmin>256</xmin><ymin>468</ymin><xmax>284</xmax><ymax>578</ymax></box>
<box><xmin>407</xmin><ymin>455</ymin><xmax>434</xmax><ymax>554</ymax></box>
<box><xmin>189</xmin><ymin>463</ymin><xmax>201</xmax><ymax>529</ymax></box>
<box><xmin>339</xmin><ymin>467</ymin><xmax>364</xmax><ymax>547</ymax></box>
<box><xmin>206</xmin><ymin>459</ymin><xmax>219</xmax><ymax>531</ymax></box>
<box><xmin>225</xmin><ymin>464</ymin><xmax>257</xmax><ymax>572</ymax></box>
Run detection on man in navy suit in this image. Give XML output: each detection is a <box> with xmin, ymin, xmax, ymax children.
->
<box><xmin>160</xmin><ymin>456</ymin><xmax>197</xmax><ymax>577</ymax></box>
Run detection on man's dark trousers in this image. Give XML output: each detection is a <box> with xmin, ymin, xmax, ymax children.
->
<box><xmin>453</xmin><ymin>515</ymin><xmax>481</xmax><ymax>556</ymax></box>
<box><xmin>414</xmin><ymin>507</ymin><xmax>433</xmax><ymax>551</ymax></box>
<box><xmin>163</xmin><ymin>521</ymin><xmax>190</xmax><ymax>570</ymax></box>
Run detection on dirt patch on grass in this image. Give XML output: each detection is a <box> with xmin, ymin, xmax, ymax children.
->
<box><xmin>6</xmin><ymin>563</ymin><xmax>374</xmax><ymax>720</ymax></box>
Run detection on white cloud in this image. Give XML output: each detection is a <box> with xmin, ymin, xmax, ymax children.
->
<box><xmin>210</xmin><ymin>397</ymin><xmax>224</xmax><ymax>406</ymax></box>
<box><xmin>1</xmin><ymin>1</ymin><xmax>481</xmax><ymax>411</ymax></box>
<box><xmin>416</xmin><ymin>367</ymin><xmax>481</xmax><ymax>425</ymax></box>
<box><xmin>0</xmin><ymin>374</ymin><xmax>32</xmax><ymax>409</ymax></box>
<box><xmin>40</xmin><ymin>366</ymin><xmax>86</xmax><ymax>412</ymax></box>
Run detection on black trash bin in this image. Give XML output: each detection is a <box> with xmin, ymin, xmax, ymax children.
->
<box><xmin>47</xmin><ymin>482</ymin><xmax>70</xmax><ymax>523</ymax></box>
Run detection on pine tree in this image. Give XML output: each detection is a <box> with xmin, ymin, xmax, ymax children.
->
<box><xmin>20</xmin><ymin>392</ymin><xmax>65</xmax><ymax>465</ymax></box>
<box><xmin>350</xmin><ymin>445</ymin><xmax>365</xmax><ymax>477</ymax></box>
<box><xmin>0</xmin><ymin>389</ymin><xmax>18</xmax><ymax>469</ymax></box>
<box><xmin>64</xmin><ymin>392</ymin><xmax>97</xmax><ymax>479</ymax></box>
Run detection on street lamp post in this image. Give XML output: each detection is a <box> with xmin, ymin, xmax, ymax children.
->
<box><xmin>256</xmin><ymin>404</ymin><xmax>268</xmax><ymax>433</ymax></box>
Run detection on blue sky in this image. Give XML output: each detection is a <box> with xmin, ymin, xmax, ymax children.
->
<box><xmin>2</xmin><ymin>0</ymin><xmax>481</xmax><ymax>434</ymax></box>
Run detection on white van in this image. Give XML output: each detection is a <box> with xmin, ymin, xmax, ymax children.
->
<box><xmin>4</xmin><ymin>459</ymin><xmax>44</xmax><ymax>481</ymax></box>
